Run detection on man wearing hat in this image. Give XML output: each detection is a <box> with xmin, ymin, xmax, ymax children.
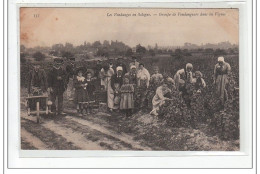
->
<box><xmin>48</xmin><ymin>58</ymin><xmax>67</xmax><ymax>115</ymax></box>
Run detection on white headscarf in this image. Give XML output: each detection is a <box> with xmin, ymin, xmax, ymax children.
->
<box><xmin>130</xmin><ymin>65</ymin><xmax>136</xmax><ymax>70</ymax></box>
<box><xmin>116</xmin><ymin>66</ymin><xmax>123</xmax><ymax>72</ymax></box>
<box><xmin>218</xmin><ymin>56</ymin><xmax>225</xmax><ymax>62</ymax></box>
<box><xmin>186</xmin><ymin>63</ymin><xmax>193</xmax><ymax>69</ymax></box>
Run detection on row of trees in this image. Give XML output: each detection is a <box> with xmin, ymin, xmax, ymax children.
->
<box><xmin>20</xmin><ymin>40</ymin><xmax>239</xmax><ymax>63</ymax></box>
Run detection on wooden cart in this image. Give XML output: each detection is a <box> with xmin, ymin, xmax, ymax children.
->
<box><xmin>25</xmin><ymin>95</ymin><xmax>51</xmax><ymax>123</ymax></box>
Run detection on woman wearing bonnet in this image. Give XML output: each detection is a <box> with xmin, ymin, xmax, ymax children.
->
<box><xmin>213</xmin><ymin>56</ymin><xmax>231</xmax><ymax>105</ymax></box>
<box><xmin>111</xmin><ymin>66</ymin><xmax>124</xmax><ymax>111</ymax></box>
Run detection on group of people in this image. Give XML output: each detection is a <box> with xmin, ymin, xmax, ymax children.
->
<box><xmin>26</xmin><ymin>55</ymin><xmax>231</xmax><ymax>117</ymax></box>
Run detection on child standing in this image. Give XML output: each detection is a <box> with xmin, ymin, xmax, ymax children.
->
<box><xmin>74</xmin><ymin>68</ymin><xmax>88</xmax><ymax>116</ymax></box>
<box><xmin>85</xmin><ymin>71</ymin><xmax>96</xmax><ymax>114</ymax></box>
<box><xmin>194</xmin><ymin>71</ymin><xmax>206</xmax><ymax>93</ymax></box>
<box><xmin>120</xmin><ymin>78</ymin><xmax>135</xmax><ymax>116</ymax></box>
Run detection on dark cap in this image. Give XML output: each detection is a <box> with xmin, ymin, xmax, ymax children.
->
<box><xmin>69</xmin><ymin>57</ymin><xmax>76</xmax><ymax>61</ymax></box>
<box><xmin>76</xmin><ymin>67</ymin><xmax>86</xmax><ymax>74</ymax></box>
<box><xmin>85</xmin><ymin>68</ymin><xmax>95</xmax><ymax>77</ymax></box>
<box><xmin>54</xmin><ymin>58</ymin><xmax>63</xmax><ymax>63</ymax></box>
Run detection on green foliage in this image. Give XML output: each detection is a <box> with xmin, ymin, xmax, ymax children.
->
<box><xmin>125</xmin><ymin>48</ymin><xmax>133</xmax><ymax>57</ymax></box>
<box><xmin>61</xmin><ymin>51</ymin><xmax>74</xmax><ymax>59</ymax></box>
<box><xmin>20</xmin><ymin>53</ymin><xmax>27</xmax><ymax>63</ymax></box>
<box><xmin>33</xmin><ymin>51</ymin><xmax>46</xmax><ymax>61</ymax></box>
<box><xmin>136</xmin><ymin>44</ymin><xmax>146</xmax><ymax>54</ymax></box>
<box><xmin>96</xmin><ymin>48</ymin><xmax>109</xmax><ymax>57</ymax></box>
<box><xmin>158</xmin><ymin>89</ymin><xmax>192</xmax><ymax>128</ymax></box>
<box><xmin>214</xmin><ymin>49</ymin><xmax>227</xmax><ymax>56</ymax></box>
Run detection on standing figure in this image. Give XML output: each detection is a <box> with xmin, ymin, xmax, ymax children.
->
<box><xmin>194</xmin><ymin>71</ymin><xmax>206</xmax><ymax>92</ymax></box>
<box><xmin>100</xmin><ymin>65</ymin><xmax>110</xmax><ymax>90</ymax></box>
<box><xmin>111</xmin><ymin>66</ymin><xmax>124</xmax><ymax>111</ymax></box>
<box><xmin>48</xmin><ymin>58</ymin><xmax>67</xmax><ymax>115</ymax></box>
<box><xmin>85</xmin><ymin>71</ymin><xmax>96</xmax><ymax>114</ymax></box>
<box><xmin>173</xmin><ymin>63</ymin><xmax>195</xmax><ymax>108</ymax></box>
<box><xmin>147</xmin><ymin>66</ymin><xmax>164</xmax><ymax>108</ymax></box>
<box><xmin>150</xmin><ymin>83</ymin><xmax>172</xmax><ymax>116</ymax></box>
<box><xmin>27</xmin><ymin>64</ymin><xmax>48</xmax><ymax>109</ymax></box>
<box><xmin>73</xmin><ymin>67</ymin><xmax>88</xmax><ymax>116</ymax></box>
<box><xmin>191</xmin><ymin>71</ymin><xmax>207</xmax><ymax>124</ymax></box>
<box><xmin>116</xmin><ymin>57</ymin><xmax>128</xmax><ymax>76</ymax></box>
<box><xmin>124</xmin><ymin>65</ymin><xmax>138</xmax><ymax>86</ymax></box>
<box><xmin>65</xmin><ymin>57</ymin><xmax>76</xmax><ymax>101</ymax></box>
<box><xmin>129</xmin><ymin>56</ymin><xmax>140</xmax><ymax>71</ymax></box>
<box><xmin>213</xmin><ymin>56</ymin><xmax>231</xmax><ymax>105</ymax></box>
<box><xmin>150</xmin><ymin>66</ymin><xmax>164</xmax><ymax>88</ymax></box>
<box><xmin>106</xmin><ymin>63</ymin><xmax>115</xmax><ymax>111</ymax></box>
<box><xmin>137</xmin><ymin>63</ymin><xmax>150</xmax><ymax>109</ymax></box>
<box><xmin>125</xmin><ymin>65</ymin><xmax>138</xmax><ymax>112</ymax></box>
<box><xmin>120</xmin><ymin>78</ymin><xmax>135</xmax><ymax>116</ymax></box>
<box><xmin>94</xmin><ymin>60</ymin><xmax>102</xmax><ymax>78</ymax></box>
<box><xmin>85</xmin><ymin>71</ymin><xmax>96</xmax><ymax>101</ymax></box>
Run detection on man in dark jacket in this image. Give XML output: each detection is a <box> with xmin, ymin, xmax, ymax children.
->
<box><xmin>48</xmin><ymin>58</ymin><xmax>67</xmax><ymax>115</ymax></box>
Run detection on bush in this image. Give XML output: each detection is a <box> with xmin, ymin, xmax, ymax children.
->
<box><xmin>61</xmin><ymin>51</ymin><xmax>74</xmax><ymax>59</ymax></box>
<box><xmin>214</xmin><ymin>49</ymin><xmax>227</xmax><ymax>56</ymax></box>
<box><xmin>33</xmin><ymin>51</ymin><xmax>46</xmax><ymax>61</ymax></box>
<box><xmin>157</xmin><ymin>70</ymin><xmax>239</xmax><ymax>141</ymax></box>
<box><xmin>20</xmin><ymin>53</ymin><xmax>26</xmax><ymax>63</ymax></box>
<box><xmin>158</xmin><ymin>90</ymin><xmax>192</xmax><ymax>128</ymax></box>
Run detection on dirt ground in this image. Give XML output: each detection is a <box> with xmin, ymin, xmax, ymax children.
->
<box><xmin>20</xmin><ymin>88</ymin><xmax>239</xmax><ymax>151</ymax></box>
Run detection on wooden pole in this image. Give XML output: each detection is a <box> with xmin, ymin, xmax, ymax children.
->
<box><xmin>46</xmin><ymin>98</ymin><xmax>48</xmax><ymax>115</ymax></box>
<box><xmin>36</xmin><ymin>101</ymin><xmax>40</xmax><ymax>123</ymax></box>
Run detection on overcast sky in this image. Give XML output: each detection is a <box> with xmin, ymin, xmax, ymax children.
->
<box><xmin>20</xmin><ymin>8</ymin><xmax>239</xmax><ymax>48</ymax></box>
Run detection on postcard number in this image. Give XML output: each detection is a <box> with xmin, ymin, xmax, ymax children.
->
<box><xmin>34</xmin><ymin>14</ymin><xmax>40</xmax><ymax>18</ymax></box>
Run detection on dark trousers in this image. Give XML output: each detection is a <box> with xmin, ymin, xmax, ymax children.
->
<box><xmin>50</xmin><ymin>92</ymin><xmax>64</xmax><ymax>114</ymax></box>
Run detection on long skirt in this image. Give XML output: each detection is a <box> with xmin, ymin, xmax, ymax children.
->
<box><xmin>215</xmin><ymin>74</ymin><xmax>229</xmax><ymax>104</ymax></box>
<box><xmin>120</xmin><ymin>93</ymin><xmax>134</xmax><ymax>109</ymax></box>
<box><xmin>74</xmin><ymin>88</ymin><xmax>87</xmax><ymax>104</ymax></box>
<box><xmin>107</xmin><ymin>79</ymin><xmax>114</xmax><ymax>109</ymax></box>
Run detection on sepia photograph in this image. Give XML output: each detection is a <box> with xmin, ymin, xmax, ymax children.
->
<box><xmin>20</xmin><ymin>8</ymin><xmax>239</xmax><ymax>151</ymax></box>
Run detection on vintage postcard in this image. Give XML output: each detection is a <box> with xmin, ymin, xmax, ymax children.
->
<box><xmin>20</xmin><ymin>8</ymin><xmax>239</xmax><ymax>151</ymax></box>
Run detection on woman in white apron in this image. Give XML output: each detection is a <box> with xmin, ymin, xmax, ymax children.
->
<box><xmin>106</xmin><ymin>63</ymin><xmax>115</xmax><ymax>111</ymax></box>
